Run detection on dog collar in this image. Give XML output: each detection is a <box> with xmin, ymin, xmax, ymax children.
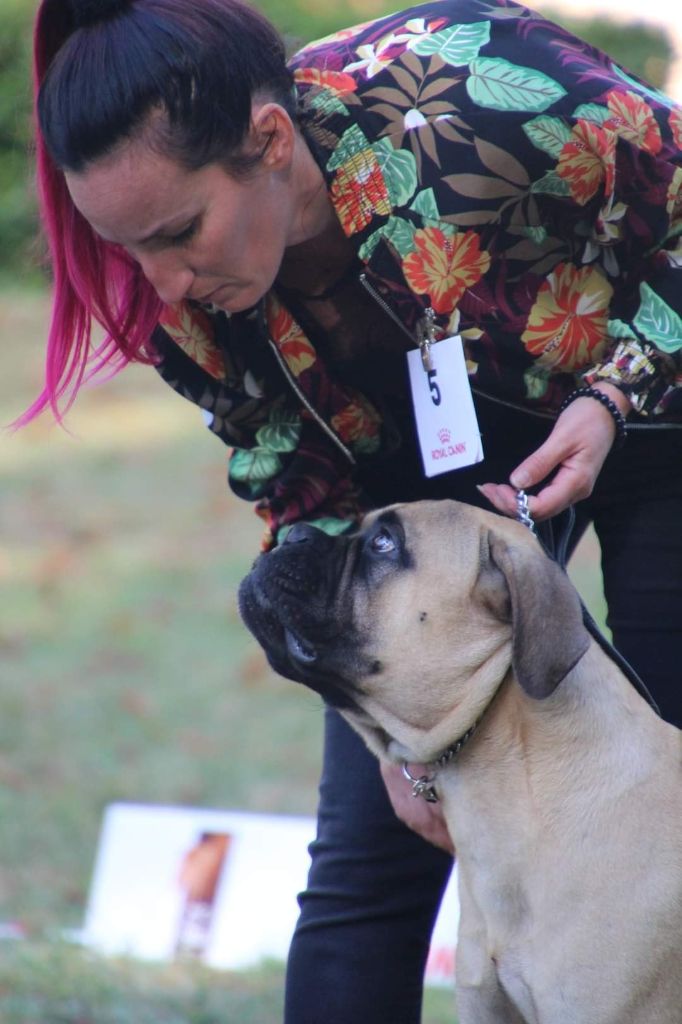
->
<box><xmin>401</xmin><ymin>670</ymin><xmax>511</xmax><ymax>803</ymax></box>
<box><xmin>402</xmin><ymin>721</ymin><xmax>478</xmax><ymax>802</ymax></box>
<box><xmin>401</xmin><ymin>711</ymin><xmax>488</xmax><ymax>803</ymax></box>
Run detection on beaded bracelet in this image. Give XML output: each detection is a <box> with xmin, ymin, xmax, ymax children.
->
<box><xmin>558</xmin><ymin>387</ymin><xmax>627</xmax><ymax>449</ymax></box>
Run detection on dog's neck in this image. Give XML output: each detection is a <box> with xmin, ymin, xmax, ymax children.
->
<box><xmin>354</xmin><ymin>639</ymin><xmax>516</xmax><ymax>769</ymax></box>
<box><xmin>399</xmin><ymin>677</ymin><xmax>508</xmax><ymax>802</ymax></box>
<box><xmin>440</xmin><ymin>641</ymin><xmax>672</xmax><ymax>848</ymax></box>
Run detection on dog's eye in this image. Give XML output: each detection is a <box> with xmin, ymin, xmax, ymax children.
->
<box><xmin>370</xmin><ymin>527</ymin><xmax>396</xmax><ymax>554</ymax></box>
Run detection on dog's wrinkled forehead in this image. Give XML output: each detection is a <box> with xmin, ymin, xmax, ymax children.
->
<box><xmin>365</xmin><ymin>499</ymin><xmax>539</xmax><ymax>549</ymax></box>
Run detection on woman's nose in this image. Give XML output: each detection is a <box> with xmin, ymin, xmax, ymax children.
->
<box><xmin>137</xmin><ymin>252</ymin><xmax>194</xmax><ymax>305</ymax></box>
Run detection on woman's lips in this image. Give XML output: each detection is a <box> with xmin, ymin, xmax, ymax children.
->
<box><xmin>195</xmin><ymin>284</ymin><xmax>236</xmax><ymax>311</ymax></box>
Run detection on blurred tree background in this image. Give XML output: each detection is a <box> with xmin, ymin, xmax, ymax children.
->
<box><xmin>1</xmin><ymin>0</ymin><xmax>35</xmax><ymax>281</ymax></box>
<box><xmin>0</xmin><ymin>0</ymin><xmax>675</xmax><ymax>284</ymax></box>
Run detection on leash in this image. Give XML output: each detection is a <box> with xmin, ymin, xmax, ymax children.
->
<box><xmin>515</xmin><ymin>490</ymin><xmax>660</xmax><ymax>716</ymax></box>
<box><xmin>515</xmin><ymin>488</ymin><xmax>536</xmax><ymax>535</ymax></box>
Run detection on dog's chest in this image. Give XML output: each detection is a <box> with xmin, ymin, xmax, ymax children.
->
<box><xmin>457</xmin><ymin>862</ymin><xmax>541</xmax><ymax>1020</ymax></box>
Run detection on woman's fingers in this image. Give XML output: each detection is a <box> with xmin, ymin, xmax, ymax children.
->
<box><xmin>479</xmin><ymin>395</ymin><xmax>619</xmax><ymax>521</ymax></box>
<box><xmin>476</xmin><ymin>482</ymin><xmax>518</xmax><ymax>516</ymax></box>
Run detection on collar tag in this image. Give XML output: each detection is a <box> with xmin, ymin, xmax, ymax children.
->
<box><xmin>402</xmin><ymin>763</ymin><xmax>440</xmax><ymax>803</ymax></box>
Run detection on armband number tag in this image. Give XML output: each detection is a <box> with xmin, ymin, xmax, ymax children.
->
<box><xmin>406</xmin><ymin>335</ymin><xmax>483</xmax><ymax>478</ymax></box>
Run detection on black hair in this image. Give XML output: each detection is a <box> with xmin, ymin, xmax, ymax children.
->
<box><xmin>37</xmin><ymin>0</ymin><xmax>296</xmax><ymax>174</ymax></box>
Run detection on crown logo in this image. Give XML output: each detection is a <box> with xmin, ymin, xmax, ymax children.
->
<box><xmin>438</xmin><ymin>428</ymin><xmax>451</xmax><ymax>444</ymax></box>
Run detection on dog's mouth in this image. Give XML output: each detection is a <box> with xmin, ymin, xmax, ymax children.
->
<box><xmin>238</xmin><ymin>546</ymin><xmax>365</xmax><ymax>710</ymax></box>
<box><xmin>239</xmin><ymin>557</ymin><xmax>325</xmax><ymax>661</ymax></box>
<box><xmin>284</xmin><ymin>628</ymin><xmax>318</xmax><ymax>665</ymax></box>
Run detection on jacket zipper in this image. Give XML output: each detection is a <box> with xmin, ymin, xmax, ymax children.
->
<box><xmin>266</xmin><ymin>279</ymin><xmax>437</xmax><ymax>464</ymax></box>
<box><xmin>359</xmin><ymin>273</ymin><xmax>437</xmax><ymax>369</ymax></box>
<box><xmin>268</xmin><ymin>276</ymin><xmax>556</xmax><ymax>470</ymax></box>
<box><xmin>266</xmin><ymin>337</ymin><xmax>357</xmax><ymax>465</ymax></box>
<box><xmin>360</xmin><ymin>272</ymin><xmax>554</xmax><ymax>420</ymax></box>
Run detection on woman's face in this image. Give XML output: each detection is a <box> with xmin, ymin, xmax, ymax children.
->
<box><xmin>64</xmin><ymin>110</ymin><xmax>321</xmax><ymax>313</ymax></box>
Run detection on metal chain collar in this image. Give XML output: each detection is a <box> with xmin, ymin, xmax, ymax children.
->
<box><xmin>515</xmin><ymin>488</ymin><xmax>536</xmax><ymax>535</ymax></box>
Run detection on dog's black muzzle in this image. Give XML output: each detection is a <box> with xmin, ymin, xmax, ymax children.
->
<box><xmin>238</xmin><ymin>523</ymin><xmax>361</xmax><ymax>708</ymax></box>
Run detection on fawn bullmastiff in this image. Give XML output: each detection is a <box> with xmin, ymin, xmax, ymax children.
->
<box><xmin>239</xmin><ymin>499</ymin><xmax>682</xmax><ymax>1024</ymax></box>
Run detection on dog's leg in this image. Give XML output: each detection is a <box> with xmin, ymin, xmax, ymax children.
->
<box><xmin>456</xmin><ymin>964</ymin><xmax>527</xmax><ymax>1024</ymax></box>
<box><xmin>455</xmin><ymin>891</ymin><xmax>530</xmax><ymax>1024</ymax></box>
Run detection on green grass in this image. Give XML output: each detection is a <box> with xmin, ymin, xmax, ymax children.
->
<box><xmin>0</xmin><ymin>945</ymin><xmax>287</xmax><ymax>1024</ymax></box>
<box><xmin>0</xmin><ymin>942</ymin><xmax>457</xmax><ymax>1022</ymax></box>
<box><xmin>0</xmin><ymin>287</ymin><xmax>605</xmax><ymax>1021</ymax></box>
<box><xmin>0</xmin><ymin>941</ymin><xmax>462</xmax><ymax>1023</ymax></box>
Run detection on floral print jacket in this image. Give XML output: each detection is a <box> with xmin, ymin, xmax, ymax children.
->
<box><xmin>152</xmin><ymin>0</ymin><xmax>682</xmax><ymax>548</ymax></box>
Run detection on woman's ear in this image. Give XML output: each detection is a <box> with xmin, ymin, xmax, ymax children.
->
<box><xmin>249</xmin><ymin>101</ymin><xmax>296</xmax><ymax>172</ymax></box>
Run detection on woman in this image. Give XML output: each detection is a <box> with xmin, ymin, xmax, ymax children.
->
<box><xmin>31</xmin><ymin>0</ymin><xmax>682</xmax><ymax>1020</ymax></box>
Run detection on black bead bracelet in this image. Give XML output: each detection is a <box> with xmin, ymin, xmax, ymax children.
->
<box><xmin>558</xmin><ymin>387</ymin><xmax>627</xmax><ymax>450</ymax></box>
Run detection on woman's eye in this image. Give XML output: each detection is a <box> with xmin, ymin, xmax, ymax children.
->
<box><xmin>168</xmin><ymin>221</ymin><xmax>198</xmax><ymax>247</ymax></box>
<box><xmin>370</xmin><ymin>528</ymin><xmax>396</xmax><ymax>554</ymax></box>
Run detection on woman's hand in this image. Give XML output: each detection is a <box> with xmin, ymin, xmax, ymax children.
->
<box><xmin>477</xmin><ymin>384</ymin><xmax>631</xmax><ymax>521</ymax></box>
<box><xmin>380</xmin><ymin>761</ymin><xmax>455</xmax><ymax>855</ymax></box>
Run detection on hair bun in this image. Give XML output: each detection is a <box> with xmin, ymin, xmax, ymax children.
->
<box><xmin>70</xmin><ymin>0</ymin><xmax>132</xmax><ymax>28</ymax></box>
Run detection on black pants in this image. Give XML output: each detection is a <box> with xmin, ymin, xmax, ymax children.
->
<box><xmin>284</xmin><ymin>398</ymin><xmax>682</xmax><ymax>1023</ymax></box>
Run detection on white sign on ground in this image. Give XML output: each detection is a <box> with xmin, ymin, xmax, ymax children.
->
<box><xmin>82</xmin><ymin>802</ymin><xmax>459</xmax><ymax>986</ymax></box>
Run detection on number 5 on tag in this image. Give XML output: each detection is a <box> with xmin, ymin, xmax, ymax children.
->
<box><xmin>406</xmin><ymin>335</ymin><xmax>483</xmax><ymax>478</ymax></box>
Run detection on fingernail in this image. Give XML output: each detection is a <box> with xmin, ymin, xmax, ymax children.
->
<box><xmin>510</xmin><ymin>470</ymin><xmax>529</xmax><ymax>489</ymax></box>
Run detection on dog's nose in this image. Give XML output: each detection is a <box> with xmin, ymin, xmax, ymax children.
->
<box><xmin>283</xmin><ymin>523</ymin><xmax>323</xmax><ymax>545</ymax></box>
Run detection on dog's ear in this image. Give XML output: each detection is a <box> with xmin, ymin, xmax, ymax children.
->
<box><xmin>488</xmin><ymin>533</ymin><xmax>590</xmax><ymax>699</ymax></box>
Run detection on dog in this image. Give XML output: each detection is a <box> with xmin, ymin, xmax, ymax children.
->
<box><xmin>238</xmin><ymin>499</ymin><xmax>682</xmax><ymax>1023</ymax></box>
